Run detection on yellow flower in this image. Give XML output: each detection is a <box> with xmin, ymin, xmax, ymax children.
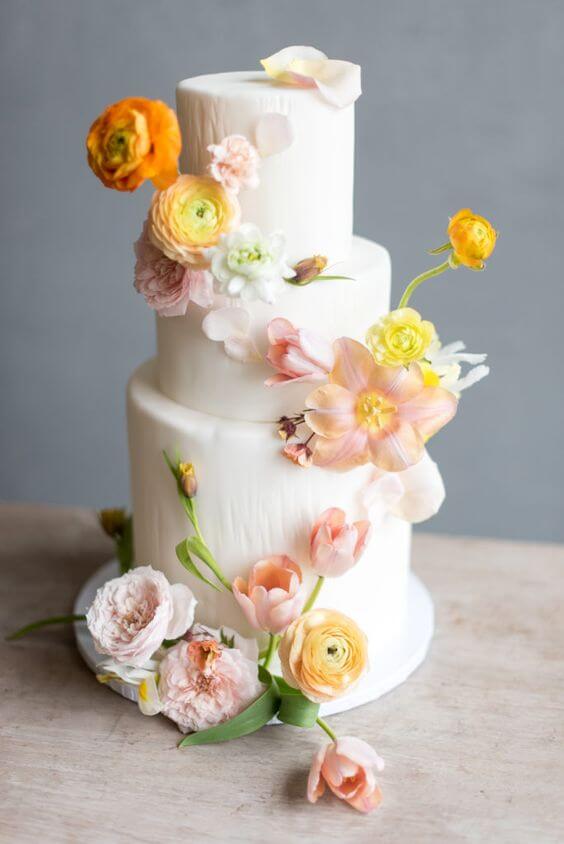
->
<box><xmin>98</xmin><ymin>508</ymin><xmax>127</xmax><ymax>538</ymax></box>
<box><xmin>365</xmin><ymin>308</ymin><xmax>436</xmax><ymax>366</ymax></box>
<box><xmin>148</xmin><ymin>174</ymin><xmax>241</xmax><ymax>267</ymax></box>
<box><xmin>178</xmin><ymin>461</ymin><xmax>197</xmax><ymax>498</ymax></box>
<box><xmin>448</xmin><ymin>208</ymin><xmax>497</xmax><ymax>270</ymax></box>
<box><xmin>279</xmin><ymin>608</ymin><xmax>368</xmax><ymax>703</ymax></box>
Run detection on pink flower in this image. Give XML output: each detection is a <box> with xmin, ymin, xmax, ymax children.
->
<box><xmin>86</xmin><ymin>566</ymin><xmax>197</xmax><ymax>667</ymax></box>
<box><xmin>207</xmin><ymin>134</ymin><xmax>260</xmax><ymax>194</ymax></box>
<box><xmin>308</xmin><ymin>737</ymin><xmax>385</xmax><ymax>814</ymax></box>
<box><xmin>233</xmin><ymin>556</ymin><xmax>307</xmax><ymax>634</ymax></box>
<box><xmin>134</xmin><ymin>222</ymin><xmax>213</xmax><ymax>317</ymax></box>
<box><xmin>158</xmin><ymin>639</ymin><xmax>263</xmax><ymax>733</ymax></box>
<box><xmin>283</xmin><ymin>442</ymin><xmax>314</xmax><ymax>467</ymax></box>
<box><xmin>306</xmin><ymin>338</ymin><xmax>458</xmax><ymax>472</ymax></box>
<box><xmin>310</xmin><ymin>508</ymin><xmax>372</xmax><ymax>577</ymax></box>
<box><xmin>265</xmin><ymin>318</ymin><xmax>334</xmax><ymax>386</ymax></box>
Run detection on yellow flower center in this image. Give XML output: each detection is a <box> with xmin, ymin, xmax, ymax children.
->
<box><xmin>356</xmin><ymin>392</ymin><xmax>397</xmax><ymax>432</ymax></box>
<box><xmin>181</xmin><ymin>197</ymin><xmax>219</xmax><ymax>240</ymax></box>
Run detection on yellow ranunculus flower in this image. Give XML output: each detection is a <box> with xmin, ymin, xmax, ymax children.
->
<box><xmin>279</xmin><ymin>608</ymin><xmax>368</xmax><ymax>703</ymax></box>
<box><xmin>148</xmin><ymin>174</ymin><xmax>241</xmax><ymax>267</ymax></box>
<box><xmin>448</xmin><ymin>208</ymin><xmax>497</xmax><ymax>270</ymax></box>
<box><xmin>365</xmin><ymin>308</ymin><xmax>436</xmax><ymax>367</ymax></box>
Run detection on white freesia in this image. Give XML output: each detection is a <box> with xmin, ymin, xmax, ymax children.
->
<box><xmin>96</xmin><ymin>658</ymin><xmax>163</xmax><ymax>717</ymax></box>
<box><xmin>202</xmin><ymin>306</ymin><xmax>261</xmax><ymax>363</ymax></box>
<box><xmin>363</xmin><ymin>450</ymin><xmax>446</xmax><ymax>525</ymax></box>
<box><xmin>261</xmin><ymin>46</ymin><xmax>362</xmax><ymax>108</ymax></box>
<box><xmin>427</xmin><ymin>338</ymin><xmax>490</xmax><ymax>397</ymax></box>
<box><xmin>206</xmin><ymin>223</ymin><xmax>294</xmax><ymax>304</ymax></box>
<box><xmin>86</xmin><ymin>566</ymin><xmax>197</xmax><ymax>667</ymax></box>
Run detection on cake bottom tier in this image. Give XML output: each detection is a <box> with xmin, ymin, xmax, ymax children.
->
<box><xmin>127</xmin><ymin>360</ymin><xmax>412</xmax><ymax>658</ymax></box>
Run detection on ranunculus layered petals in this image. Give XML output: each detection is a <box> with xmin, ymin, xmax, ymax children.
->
<box><xmin>305</xmin><ymin>384</ymin><xmax>356</xmax><ymax>438</ymax></box>
<box><xmin>398</xmin><ymin>385</ymin><xmax>458</xmax><ymax>440</ymax></box>
<box><xmin>308</xmin><ymin>738</ymin><xmax>384</xmax><ymax>813</ymax></box>
<box><xmin>233</xmin><ymin>556</ymin><xmax>306</xmax><ymax>635</ymax></box>
<box><xmin>367</xmin><ymin>417</ymin><xmax>425</xmax><ymax>473</ymax></box>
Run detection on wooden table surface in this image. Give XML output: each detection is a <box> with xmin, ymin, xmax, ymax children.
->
<box><xmin>1</xmin><ymin>503</ymin><xmax>563</xmax><ymax>843</ymax></box>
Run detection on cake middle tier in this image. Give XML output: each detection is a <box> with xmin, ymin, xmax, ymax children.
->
<box><xmin>156</xmin><ymin>235</ymin><xmax>390</xmax><ymax>422</ymax></box>
<box><xmin>128</xmin><ymin>359</ymin><xmax>411</xmax><ymax>651</ymax></box>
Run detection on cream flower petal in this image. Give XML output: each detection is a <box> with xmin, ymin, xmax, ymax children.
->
<box><xmin>224</xmin><ymin>334</ymin><xmax>261</xmax><ymax>363</ymax></box>
<box><xmin>261</xmin><ymin>46</ymin><xmax>327</xmax><ymax>85</ymax></box>
<box><xmin>255</xmin><ymin>113</ymin><xmax>295</xmax><ymax>157</ymax></box>
<box><xmin>288</xmin><ymin>59</ymin><xmax>362</xmax><ymax>108</ymax></box>
<box><xmin>305</xmin><ymin>383</ymin><xmax>357</xmax><ymax>438</ymax></box>
<box><xmin>364</xmin><ymin>450</ymin><xmax>446</xmax><ymax>524</ymax></box>
<box><xmin>330</xmin><ymin>338</ymin><xmax>376</xmax><ymax>393</ymax></box>
<box><xmin>202</xmin><ymin>306</ymin><xmax>251</xmax><ymax>341</ymax></box>
<box><xmin>166</xmin><ymin>582</ymin><xmax>197</xmax><ymax>639</ymax></box>
<box><xmin>367</xmin><ymin>419</ymin><xmax>425</xmax><ymax>472</ymax></box>
<box><xmin>138</xmin><ymin>673</ymin><xmax>163</xmax><ymax>717</ymax></box>
<box><xmin>398</xmin><ymin>386</ymin><xmax>458</xmax><ymax>440</ymax></box>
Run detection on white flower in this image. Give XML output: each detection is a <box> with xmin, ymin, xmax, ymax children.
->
<box><xmin>202</xmin><ymin>306</ymin><xmax>261</xmax><ymax>364</ymax></box>
<box><xmin>427</xmin><ymin>338</ymin><xmax>490</xmax><ymax>396</ymax></box>
<box><xmin>96</xmin><ymin>657</ymin><xmax>164</xmax><ymax>717</ymax></box>
<box><xmin>86</xmin><ymin>566</ymin><xmax>197</xmax><ymax>667</ymax></box>
<box><xmin>363</xmin><ymin>450</ymin><xmax>446</xmax><ymax>525</ymax></box>
<box><xmin>206</xmin><ymin>223</ymin><xmax>294</xmax><ymax>304</ymax></box>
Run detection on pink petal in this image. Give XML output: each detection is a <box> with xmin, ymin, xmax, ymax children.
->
<box><xmin>305</xmin><ymin>384</ymin><xmax>356</xmax><ymax>439</ymax></box>
<box><xmin>312</xmin><ymin>428</ymin><xmax>370</xmax><ymax>471</ymax></box>
<box><xmin>335</xmin><ymin>737</ymin><xmax>385</xmax><ymax>770</ymax></box>
<box><xmin>298</xmin><ymin>329</ymin><xmax>334</xmax><ymax>372</ymax></box>
<box><xmin>368</xmin><ymin>361</ymin><xmax>425</xmax><ymax>404</ymax></box>
<box><xmin>352</xmin><ymin>521</ymin><xmax>372</xmax><ymax>560</ymax></box>
<box><xmin>232</xmin><ymin>579</ymin><xmax>260</xmax><ymax>630</ymax></box>
<box><xmin>347</xmin><ymin>786</ymin><xmax>383</xmax><ymax>814</ymax></box>
<box><xmin>398</xmin><ymin>385</ymin><xmax>458</xmax><ymax>440</ymax></box>
<box><xmin>330</xmin><ymin>338</ymin><xmax>375</xmax><ymax>393</ymax></box>
<box><xmin>255</xmin><ymin>113</ymin><xmax>295</xmax><ymax>158</ymax></box>
<box><xmin>202</xmin><ymin>307</ymin><xmax>251</xmax><ymax>341</ymax></box>
<box><xmin>367</xmin><ymin>419</ymin><xmax>424</xmax><ymax>472</ymax></box>
<box><xmin>189</xmin><ymin>270</ymin><xmax>214</xmax><ymax>308</ymax></box>
<box><xmin>311</xmin><ymin>507</ymin><xmax>346</xmax><ymax>542</ymax></box>
<box><xmin>307</xmin><ymin>744</ymin><xmax>329</xmax><ymax>804</ymax></box>
<box><xmin>224</xmin><ymin>334</ymin><xmax>261</xmax><ymax>363</ymax></box>
<box><xmin>288</xmin><ymin>58</ymin><xmax>362</xmax><ymax>108</ymax></box>
<box><xmin>267</xmin><ymin>317</ymin><xmax>295</xmax><ymax>344</ymax></box>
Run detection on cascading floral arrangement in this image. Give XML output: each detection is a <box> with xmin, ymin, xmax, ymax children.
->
<box><xmin>9</xmin><ymin>48</ymin><xmax>499</xmax><ymax>815</ymax></box>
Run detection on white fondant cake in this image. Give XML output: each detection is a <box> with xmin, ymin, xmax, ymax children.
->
<box><xmin>128</xmin><ymin>67</ymin><xmax>414</xmax><ymax>674</ymax></box>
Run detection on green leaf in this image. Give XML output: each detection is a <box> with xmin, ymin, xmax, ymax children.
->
<box><xmin>179</xmin><ymin>666</ymin><xmax>280</xmax><ymax>747</ymax></box>
<box><xmin>186</xmin><ymin>536</ymin><xmax>231</xmax><ymax>591</ymax></box>
<box><xmin>163</xmin><ymin>449</ymin><xmax>179</xmax><ymax>480</ymax></box>
<box><xmin>175</xmin><ymin>540</ymin><xmax>221</xmax><ymax>592</ymax></box>
<box><xmin>312</xmin><ymin>274</ymin><xmax>355</xmax><ymax>281</ymax></box>
<box><xmin>116</xmin><ymin>516</ymin><xmax>134</xmax><ymax>574</ymax></box>
<box><xmin>6</xmin><ymin>614</ymin><xmax>86</xmax><ymax>641</ymax></box>
<box><xmin>275</xmin><ymin>676</ymin><xmax>320</xmax><ymax>728</ymax></box>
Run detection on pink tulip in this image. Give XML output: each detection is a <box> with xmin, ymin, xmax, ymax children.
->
<box><xmin>308</xmin><ymin>737</ymin><xmax>385</xmax><ymax>814</ymax></box>
<box><xmin>265</xmin><ymin>318</ymin><xmax>334</xmax><ymax>386</ymax></box>
<box><xmin>306</xmin><ymin>338</ymin><xmax>458</xmax><ymax>472</ymax></box>
<box><xmin>310</xmin><ymin>508</ymin><xmax>372</xmax><ymax>577</ymax></box>
<box><xmin>233</xmin><ymin>556</ymin><xmax>306</xmax><ymax>634</ymax></box>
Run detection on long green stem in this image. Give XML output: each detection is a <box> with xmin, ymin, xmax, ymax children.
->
<box><xmin>6</xmin><ymin>614</ymin><xmax>86</xmax><ymax>641</ymax></box>
<box><xmin>262</xmin><ymin>634</ymin><xmax>280</xmax><ymax>671</ymax></box>
<box><xmin>303</xmin><ymin>576</ymin><xmax>325</xmax><ymax>613</ymax></box>
<box><xmin>316</xmin><ymin>717</ymin><xmax>337</xmax><ymax>742</ymax></box>
<box><xmin>397</xmin><ymin>258</ymin><xmax>452</xmax><ymax>309</ymax></box>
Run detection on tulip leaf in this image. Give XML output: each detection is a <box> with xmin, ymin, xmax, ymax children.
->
<box><xmin>275</xmin><ymin>676</ymin><xmax>320</xmax><ymax>728</ymax></box>
<box><xmin>178</xmin><ymin>666</ymin><xmax>280</xmax><ymax>747</ymax></box>
<box><xmin>116</xmin><ymin>516</ymin><xmax>134</xmax><ymax>575</ymax></box>
<box><xmin>175</xmin><ymin>540</ymin><xmax>221</xmax><ymax>592</ymax></box>
<box><xmin>185</xmin><ymin>536</ymin><xmax>232</xmax><ymax>591</ymax></box>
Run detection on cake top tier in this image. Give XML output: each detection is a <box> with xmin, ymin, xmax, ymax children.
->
<box><xmin>176</xmin><ymin>70</ymin><xmax>355</xmax><ymax>263</ymax></box>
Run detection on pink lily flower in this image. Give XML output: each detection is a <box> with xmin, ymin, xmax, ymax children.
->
<box><xmin>305</xmin><ymin>338</ymin><xmax>457</xmax><ymax>472</ymax></box>
<box><xmin>265</xmin><ymin>318</ymin><xmax>334</xmax><ymax>386</ymax></box>
<box><xmin>233</xmin><ymin>556</ymin><xmax>306</xmax><ymax>635</ymax></box>
<box><xmin>308</xmin><ymin>736</ymin><xmax>385</xmax><ymax>814</ymax></box>
<box><xmin>310</xmin><ymin>508</ymin><xmax>372</xmax><ymax>577</ymax></box>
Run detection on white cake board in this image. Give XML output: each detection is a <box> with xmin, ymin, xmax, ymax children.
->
<box><xmin>74</xmin><ymin>560</ymin><xmax>434</xmax><ymax>717</ymax></box>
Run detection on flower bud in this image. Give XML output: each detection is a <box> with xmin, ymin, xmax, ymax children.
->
<box><xmin>179</xmin><ymin>462</ymin><xmax>198</xmax><ymax>498</ymax></box>
<box><xmin>291</xmin><ymin>255</ymin><xmax>328</xmax><ymax>285</ymax></box>
<box><xmin>283</xmin><ymin>442</ymin><xmax>313</xmax><ymax>467</ymax></box>
<box><xmin>278</xmin><ymin>416</ymin><xmax>298</xmax><ymax>440</ymax></box>
<box><xmin>98</xmin><ymin>508</ymin><xmax>128</xmax><ymax>539</ymax></box>
<box><xmin>447</xmin><ymin>208</ymin><xmax>497</xmax><ymax>270</ymax></box>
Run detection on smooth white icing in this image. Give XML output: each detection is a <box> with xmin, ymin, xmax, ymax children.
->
<box><xmin>156</xmin><ymin>236</ymin><xmax>390</xmax><ymax>422</ymax></box>
<box><xmin>176</xmin><ymin>71</ymin><xmax>354</xmax><ymax>263</ymax></box>
<box><xmin>128</xmin><ymin>360</ymin><xmax>411</xmax><ymax>654</ymax></box>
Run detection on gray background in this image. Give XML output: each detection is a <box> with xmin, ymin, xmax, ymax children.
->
<box><xmin>1</xmin><ymin>0</ymin><xmax>562</xmax><ymax>541</ymax></box>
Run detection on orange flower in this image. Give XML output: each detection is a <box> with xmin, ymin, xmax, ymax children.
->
<box><xmin>447</xmin><ymin>208</ymin><xmax>497</xmax><ymax>269</ymax></box>
<box><xmin>86</xmin><ymin>97</ymin><xmax>181</xmax><ymax>192</ymax></box>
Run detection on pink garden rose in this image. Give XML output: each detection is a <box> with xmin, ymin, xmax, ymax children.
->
<box><xmin>233</xmin><ymin>556</ymin><xmax>307</xmax><ymax>634</ymax></box>
<box><xmin>207</xmin><ymin>134</ymin><xmax>260</xmax><ymax>194</ymax></box>
<box><xmin>86</xmin><ymin>565</ymin><xmax>197</xmax><ymax>667</ymax></box>
<box><xmin>158</xmin><ymin>639</ymin><xmax>263</xmax><ymax>733</ymax></box>
<box><xmin>310</xmin><ymin>508</ymin><xmax>372</xmax><ymax>577</ymax></box>
<box><xmin>265</xmin><ymin>318</ymin><xmax>334</xmax><ymax>386</ymax></box>
<box><xmin>308</xmin><ymin>737</ymin><xmax>385</xmax><ymax>814</ymax></box>
<box><xmin>134</xmin><ymin>222</ymin><xmax>213</xmax><ymax>317</ymax></box>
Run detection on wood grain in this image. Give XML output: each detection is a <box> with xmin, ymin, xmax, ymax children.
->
<box><xmin>1</xmin><ymin>503</ymin><xmax>563</xmax><ymax>843</ymax></box>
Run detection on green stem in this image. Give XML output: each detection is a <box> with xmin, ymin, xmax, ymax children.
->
<box><xmin>316</xmin><ymin>717</ymin><xmax>337</xmax><ymax>742</ymax></box>
<box><xmin>397</xmin><ymin>258</ymin><xmax>452</xmax><ymax>309</ymax></box>
<box><xmin>262</xmin><ymin>634</ymin><xmax>280</xmax><ymax>671</ymax></box>
<box><xmin>303</xmin><ymin>576</ymin><xmax>325</xmax><ymax>613</ymax></box>
<box><xmin>6</xmin><ymin>614</ymin><xmax>86</xmax><ymax>641</ymax></box>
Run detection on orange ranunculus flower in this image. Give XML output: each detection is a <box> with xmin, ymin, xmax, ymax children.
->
<box><xmin>447</xmin><ymin>208</ymin><xmax>497</xmax><ymax>270</ymax></box>
<box><xmin>148</xmin><ymin>174</ymin><xmax>241</xmax><ymax>267</ymax></box>
<box><xmin>279</xmin><ymin>608</ymin><xmax>369</xmax><ymax>703</ymax></box>
<box><xmin>86</xmin><ymin>97</ymin><xmax>181</xmax><ymax>192</ymax></box>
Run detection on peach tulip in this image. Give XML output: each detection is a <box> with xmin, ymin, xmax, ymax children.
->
<box><xmin>308</xmin><ymin>736</ymin><xmax>385</xmax><ymax>814</ymax></box>
<box><xmin>265</xmin><ymin>318</ymin><xmax>334</xmax><ymax>386</ymax></box>
<box><xmin>310</xmin><ymin>508</ymin><xmax>371</xmax><ymax>577</ymax></box>
<box><xmin>233</xmin><ymin>556</ymin><xmax>306</xmax><ymax>634</ymax></box>
<box><xmin>306</xmin><ymin>337</ymin><xmax>457</xmax><ymax>472</ymax></box>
